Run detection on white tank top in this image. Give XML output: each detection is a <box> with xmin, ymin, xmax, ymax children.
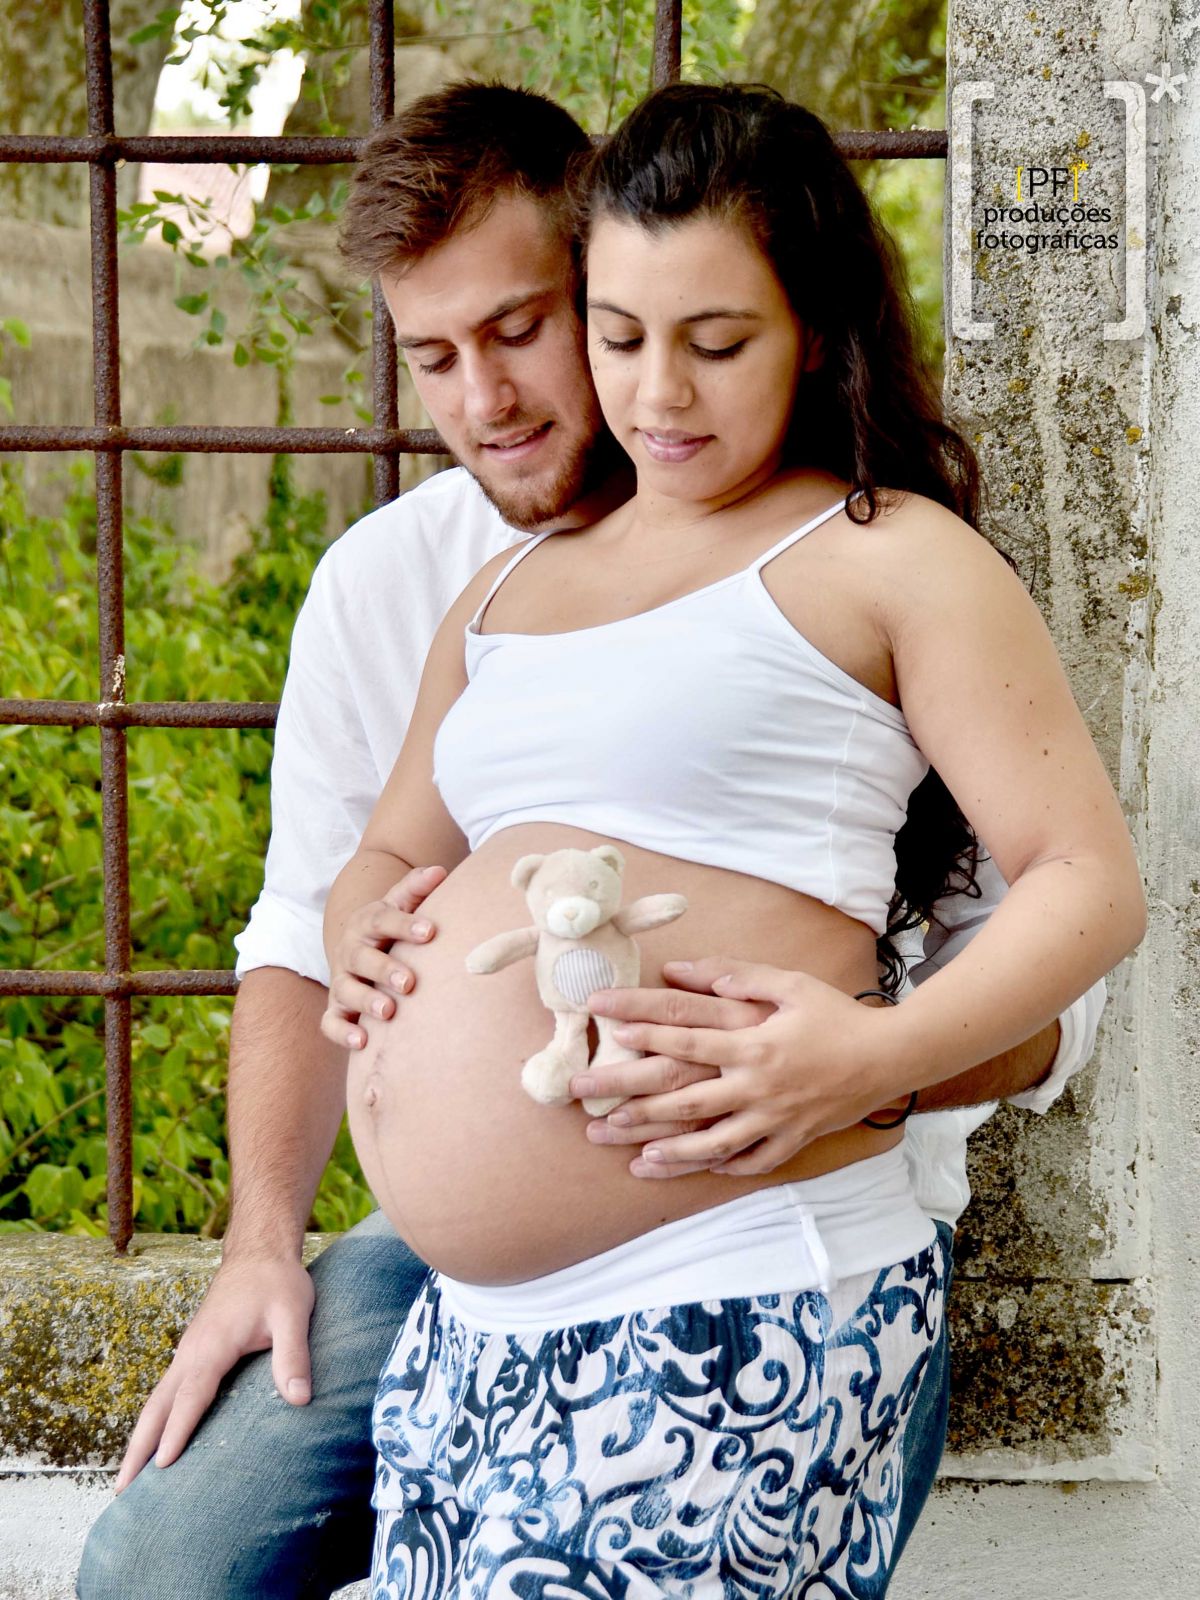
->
<box><xmin>433</xmin><ymin>494</ymin><xmax>930</xmax><ymax>935</ymax></box>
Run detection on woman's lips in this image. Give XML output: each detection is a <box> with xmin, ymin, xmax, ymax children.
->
<box><xmin>479</xmin><ymin>422</ymin><xmax>553</xmax><ymax>462</ymax></box>
<box><xmin>638</xmin><ymin>428</ymin><xmax>713</xmax><ymax>464</ymax></box>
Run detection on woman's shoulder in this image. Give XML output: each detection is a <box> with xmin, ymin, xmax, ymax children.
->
<box><xmin>852</xmin><ymin>489</ymin><xmax>1017</xmax><ymax>590</ymax></box>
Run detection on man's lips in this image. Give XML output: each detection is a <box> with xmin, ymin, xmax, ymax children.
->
<box><xmin>638</xmin><ymin>428</ymin><xmax>713</xmax><ymax>464</ymax></box>
<box><xmin>478</xmin><ymin>422</ymin><xmax>553</xmax><ymax>459</ymax></box>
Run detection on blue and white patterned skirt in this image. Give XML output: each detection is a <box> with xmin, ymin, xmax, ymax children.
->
<box><xmin>370</xmin><ymin>1234</ymin><xmax>947</xmax><ymax>1599</ymax></box>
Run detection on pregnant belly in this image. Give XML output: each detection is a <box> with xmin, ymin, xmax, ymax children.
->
<box><xmin>347</xmin><ymin>822</ymin><xmax>900</xmax><ymax>1284</ymax></box>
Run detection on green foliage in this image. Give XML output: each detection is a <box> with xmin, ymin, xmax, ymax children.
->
<box><xmin>433</xmin><ymin>0</ymin><xmax>753</xmax><ymax>133</ymax></box>
<box><xmin>0</xmin><ymin>318</ymin><xmax>30</xmax><ymax>418</ymax></box>
<box><xmin>0</xmin><ymin>459</ymin><xmax>375</xmax><ymax>1237</ymax></box>
<box><xmin>119</xmin><ymin>177</ymin><xmax>365</xmax><ymax>423</ymax></box>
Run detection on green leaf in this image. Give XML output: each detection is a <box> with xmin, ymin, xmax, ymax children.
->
<box><xmin>128</xmin><ymin>12</ymin><xmax>180</xmax><ymax>49</ymax></box>
<box><xmin>174</xmin><ymin>293</ymin><xmax>209</xmax><ymax>315</ymax></box>
<box><xmin>2</xmin><ymin>318</ymin><xmax>30</xmax><ymax>347</ymax></box>
<box><xmin>160</xmin><ymin>219</ymin><xmax>182</xmax><ymax>246</ymax></box>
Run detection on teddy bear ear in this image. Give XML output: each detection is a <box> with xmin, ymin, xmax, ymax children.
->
<box><xmin>511</xmin><ymin>854</ymin><xmax>546</xmax><ymax>890</ymax></box>
<box><xmin>590</xmin><ymin>844</ymin><xmax>625</xmax><ymax>876</ymax></box>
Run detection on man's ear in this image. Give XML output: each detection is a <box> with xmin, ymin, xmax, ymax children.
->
<box><xmin>512</xmin><ymin>854</ymin><xmax>546</xmax><ymax>891</ymax></box>
<box><xmin>591</xmin><ymin>844</ymin><xmax>625</xmax><ymax>875</ymax></box>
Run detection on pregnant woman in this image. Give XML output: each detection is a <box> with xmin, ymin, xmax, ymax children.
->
<box><xmin>322</xmin><ymin>84</ymin><xmax>1144</xmax><ymax>1598</ymax></box>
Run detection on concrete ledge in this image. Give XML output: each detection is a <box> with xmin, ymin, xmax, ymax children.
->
<box><xmin>0</xmin><ymin>1234</ymin><xmax>1155</xmax><ymax>1480</ymax></box>
<box><xmin>0</xmin><ymin>1234</ymin><xmax>327</xmax><ymax>1470</ymax></box>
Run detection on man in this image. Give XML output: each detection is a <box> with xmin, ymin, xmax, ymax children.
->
<box><xmin>79</xmin><ymin>81</ymin><xmax>1104</xmax><ymax>1599</ymax></box>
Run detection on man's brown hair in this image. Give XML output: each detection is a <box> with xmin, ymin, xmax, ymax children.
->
<box><xmin>339</xmin><ymin>80</ymin><xmax>591</xmax><ymax>279</ymax></box>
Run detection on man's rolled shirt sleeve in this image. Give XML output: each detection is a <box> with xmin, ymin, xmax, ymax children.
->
<box><xmin>234</xmin><ymin>559</ymin><xmax>381</xmax><ymax>988</ymax></box>
<box><xmin>231</xmin><ymin>470</ymin><xmax>520</xmax><ymax>992</ymax></box>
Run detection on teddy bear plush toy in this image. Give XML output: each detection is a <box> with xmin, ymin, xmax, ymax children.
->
<box><xmin>465</xmin><ymin>845</ymin><xmax>687</xmax><ymax>1117</ymax></box>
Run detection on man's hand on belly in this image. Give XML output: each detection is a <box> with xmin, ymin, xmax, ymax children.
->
<box><xmin>573</xmin><ymin>957</ymin><xmax>904</xmax><ymax>1178</ymax></box>
<box><xmin>321</xmin><ymin>864</ymin><xmax>445</xmax><ymax>1049</ymax></box>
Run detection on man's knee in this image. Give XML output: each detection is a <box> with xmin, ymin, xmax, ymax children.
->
<box><xmin>77</xmin><ymin>1474</ymin><xmax>201</xmax><ymax>1599</ymax></box>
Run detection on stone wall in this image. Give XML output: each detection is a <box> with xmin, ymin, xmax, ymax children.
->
<box><xmin>0</xmin><ymin>218</ymin><xmax>441</xmax><ymax>576</ymax></box>
<box><xmin>891</xmin><ymin>0</ymin><xmax>1199</xmax><ymax>1589</ymax></box>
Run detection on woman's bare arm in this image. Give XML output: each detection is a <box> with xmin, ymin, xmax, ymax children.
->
<box><xmin>872</xmin><ymin>497</ymin><xmax>1144</xmax><ymax>1082</ymax></box>
<box><xmin>320</xmin><ymin>547</ymin><xmax>520</xmax><ymax>1041</ymax></box>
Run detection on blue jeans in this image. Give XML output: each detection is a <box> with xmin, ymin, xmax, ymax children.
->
<box><xmin>78</xmin><ymin>1213</ymin><xmax>953</xmax><ymax>1599</ymax></box>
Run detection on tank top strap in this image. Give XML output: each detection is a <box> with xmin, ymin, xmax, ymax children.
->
<box><xmin>468</xmin><ymin>530</ymin><xmax>558</xmax><ymax>633</ymax></box>
<box><xmin>750</xmin><ymin>489</ymin><xmax>865</xmax><ymax>573</ymax></box>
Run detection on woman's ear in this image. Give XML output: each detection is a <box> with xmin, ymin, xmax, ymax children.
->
<box><xmin>800</xmin><ymin>329</ymin><xmax>824</xmax><ymax>373</ymax></box>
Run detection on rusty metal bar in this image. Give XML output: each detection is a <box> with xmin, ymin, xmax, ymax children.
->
<box><xmin>652</xmin><ymin>0</ymin><xmax>682</xmax><ymax>88</ymax></box>
<box><xmin>0</xmin><ymin>423</ymin><xmax>444</xmax><ymax>454</ymax></box>
<box><xmin>837</xmin><ymin>130</ymin><xmax>948</xmax><ymax>159</ymax></box>
<box><xmin>368</xmin><ymin>0</ymin><xmax>400</xmax><ymax>505</ymax></box>
<box><xmin>84</xmin><ymin>0</ymin><xmax>134</xmax><ymax>1254</ymax></box>
<box><xmin>0</xmin><ymin>130</ymin><xmax>948</xmax><ymax>166</ymax></box>
<box><xmin>0</xmin><ymin>971</ymin><xmax>239</xmax><ymax>998</ymax></box>
<box><xmin>0</xmin><ymin>134</ymin><xmax>360</xmax><ymax>164</ymax></box>
<box><xmin>0</xmin><ymin>700</ymin><xmax>278</xmax><ymax>729</ymax></box>
<box><xmin>368</xmin><ymin>0</ymin><xmax>396</xmax><ymax>129</ymax></box>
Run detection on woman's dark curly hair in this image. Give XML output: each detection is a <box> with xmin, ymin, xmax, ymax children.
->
<box><xmin>580</xmin><ymin>81</ymin><xmax>990</xmax><ymax>988</ymax></box>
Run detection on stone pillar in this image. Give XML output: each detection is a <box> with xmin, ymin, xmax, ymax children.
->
<box><xmin>893</xmin><ymin>1</ymin><xmax>1200</xmax><ymax>1593</ymax></box>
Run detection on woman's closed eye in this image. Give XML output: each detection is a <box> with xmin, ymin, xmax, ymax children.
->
<box><xmin>692</xmin><ymin>340</ymin><xmax>747</xmax><ymax>362</ymax></box>
<box><xmin>595</xmin><ymin>334</ymin><xmax>747</xmax><ymax>361</ymax></box>
<box><xmin>596</xmin><ymin>334</ymin><xmax>642</xmax><ymax>354</ymax></box>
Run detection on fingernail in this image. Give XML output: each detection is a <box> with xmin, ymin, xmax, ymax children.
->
<box><xmin>588</xmin><ymin>991</ymin><xmax>613</xmax><ymax>1013</ymax></box>
<box><xmin>643</xmin><ymin>1147</ymin><xmax>664</xmax><ymax>1162</ymax></box>
<box><xmin>346</xmin><ymin>1029</ymin><xmax>361</xmax><ymax>1049</ymax></box>
<box><xmin>391</xmin><ymin>971</ymin><xmax>411</xmax><ymax>992</ymax></box>
<box><xmin>411</xmin><ymin>921</ymin><xmax>431</xmax><ymax>939</ymax></box>
<box><xmin>612</xmin><ymin>1025</ymin><xmax>636</xmax><ymax>1045</ymax></box>
<box><xmin>572</xmin><ymin>1075</ymin><xmax>596</xmax><ymax>1096</ymax></box>
<box><xmin>585</xmin><ymin>1122</ymin><xmax>610</xmax><ymax>1142</ymax></box>
<box><xmin>711</xmin><ymin>974</ymin><xmax>734</xmax><ymax>990</ymax></box>
<box><xmin>373</xmin><ymin>1000</ymin><xmax>389</xmax><ymax>1018</ymax></box>
<box><xmin>663</xmin><ymin>961</ymin><xmax>692</xmax><ymax>974</ymax></box>
<box><xmin>609</xmin><ymin>1111</ymin><xmax>631</xmax><ymax>1126</ymax></box>
<box><xmin>287</xmin><ymin>1379</ymin><xmax>310</xmax><ymax>1401</ymax></box>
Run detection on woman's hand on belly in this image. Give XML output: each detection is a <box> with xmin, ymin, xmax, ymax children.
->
<box><xmin>575</xmin><ymin>956</ymin><xmax>913</xmax><ymax>1178</ymax></box>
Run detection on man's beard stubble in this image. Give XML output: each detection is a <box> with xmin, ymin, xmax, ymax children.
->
<box><xmin>463</xmin><ymin>420</ymin><xmax>625</xmax><ymax>533</ymax></box>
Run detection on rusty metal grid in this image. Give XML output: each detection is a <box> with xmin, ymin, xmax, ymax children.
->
<box><xmin>0</xmin><ymin>0</ymin><xmax>944</xmax><ymax>1251</ymax></box>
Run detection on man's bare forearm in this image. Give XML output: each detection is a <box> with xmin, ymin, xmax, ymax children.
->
<box><xmin>912</xmin><ymin>1019</ymin><xmax>1061</xmax><ymax>1113</ymax></box>
<box><xmin>222</xmin><ymin>966</ymin><xmax>349</xmax><ymax>1260</ymax></box>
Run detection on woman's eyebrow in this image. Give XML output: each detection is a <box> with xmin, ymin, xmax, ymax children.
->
<box><xmin>587</xmin><ymin>299</ymin><xmax>762</xmax><ymax>324</ymax></box>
